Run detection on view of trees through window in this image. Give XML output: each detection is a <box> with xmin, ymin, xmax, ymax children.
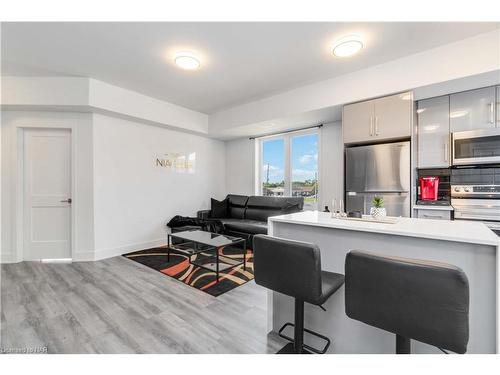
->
<box><xmin>261</xmin><ymin>132</ymin><xmax>318</xmax><ymax>210</ymax></box>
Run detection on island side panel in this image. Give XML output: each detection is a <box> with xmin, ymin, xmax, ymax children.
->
<box><xmin>271</xmin><ymin>221</ymin><xmax>497</xmax><ymax>354</ymax></box>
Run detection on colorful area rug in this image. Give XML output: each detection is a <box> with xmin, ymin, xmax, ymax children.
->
<box><xmin>123</xmin><ymin>246</ymin><xmax>254</xmax><ymax>297</ymax></box>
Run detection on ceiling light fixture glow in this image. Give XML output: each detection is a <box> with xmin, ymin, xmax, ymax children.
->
<box><xmin>174</xmin><ymin>52</ymin><xmax>200</xmax><ymax>70</ymax></box>
<box><xmin>332</xmin><ymin>35</ymin><xmax>364</xmax><ymax>57</ymax></box>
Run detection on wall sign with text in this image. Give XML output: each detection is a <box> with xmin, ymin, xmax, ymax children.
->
<box><xmin>155</xmin><ymin>152</ymin><xmax>196</xmax><ymax>174</ymax></box>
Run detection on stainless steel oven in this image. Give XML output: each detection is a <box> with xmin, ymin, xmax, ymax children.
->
<box><xmin>451</xmin><ymin>166</ymin><xmax>500</xmax><ymax>231</ymax></box>
<box><xmin>452</xmin><ymin>197</ymin><xmax>500</xmax><ymax>224</ymax></box>
<box><xmin>452</xmin><ymin>128</ymin><xmax>500</xmax><ymax>166</ymax></box>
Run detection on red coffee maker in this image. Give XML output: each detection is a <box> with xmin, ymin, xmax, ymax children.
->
<box><xmin>419</xmin><ymin>176</ymin><xmax>440</xmax><ymax>201</ymax></box>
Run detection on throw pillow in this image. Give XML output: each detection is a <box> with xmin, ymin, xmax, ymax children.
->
<box><xmin>211</xmin><ymin>198</ymin><xmax>228</xmax><ymax>218</ymax></box>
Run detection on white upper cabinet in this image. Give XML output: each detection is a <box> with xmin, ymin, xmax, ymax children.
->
<box><xmin>417</xmin><ymin>96</ymin><xmax>450</xmax><ymax>168</ymax></box>
<box><xmin>343</xmin><ymin>99</ymin><xmax>375</xmax><ymax>144</ymax></box>
<box><xmin>343</xmin><ymin>92</ymin><xmax>412</xmax><ymax>144</ymax></box>
<box><xmin>450</xmin><ymin>86</ymin><xmax>496</xmax><ymax>132</ymax></box>
<box><xmin>373</xmin><ymin>93</ymin><xmax>412</xmax><ymax>140</ymax></box>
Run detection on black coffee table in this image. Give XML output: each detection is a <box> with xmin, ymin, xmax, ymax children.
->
<box><xmin>167</xmin><ymin>230</ymin><xmax>247</xmax><ymax>282</ymax></box>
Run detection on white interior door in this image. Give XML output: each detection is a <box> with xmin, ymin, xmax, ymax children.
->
<box><xmin>23</xmin><ymin>128</ymin><xmax>72</xmax><ymax>260</ymax></box>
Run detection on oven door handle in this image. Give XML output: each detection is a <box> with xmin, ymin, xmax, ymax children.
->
<box><xmin>454</xmin><ymin>211</ymin><xmax>500</xmax><ymax>221</ymax></box>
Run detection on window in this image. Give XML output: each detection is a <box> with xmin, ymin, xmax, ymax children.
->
<box><xmin>257</xmin><ymin>130</ymin><xmax>319</xmax><ymax>210</ymax></box>
<box><xmin>261</xmin><ymin>138</ymin><xmax>285</xmax><ymax>197</ymax></box>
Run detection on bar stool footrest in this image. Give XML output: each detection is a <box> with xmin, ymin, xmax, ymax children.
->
<box><xmin>278</xmin><ymin>322</ymin><xmax>331</xmax><ymax>354</ymax></box>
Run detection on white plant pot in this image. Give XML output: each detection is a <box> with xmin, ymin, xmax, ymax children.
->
<box><xmin>370</xmin><ymin>207</ymin><xmax>387</xmax><ymax>220</ymax></box>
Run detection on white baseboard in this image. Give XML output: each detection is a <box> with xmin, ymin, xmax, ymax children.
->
<box><xmin>1</xmin><ymin>253</ymin><xmax>17</xmax><ymax>264</ymax></box>
<box><xmin>73</xmin><ymin>238</ymin><xmax>166</xmax><ymax>262</ymax></box>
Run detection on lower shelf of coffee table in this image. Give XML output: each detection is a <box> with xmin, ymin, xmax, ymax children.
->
<box><xmin>190</xmin><ymin>253</ymin><xmax>244</xmax><ymax>272</ymax></box>
<box><xmin>168</xmin><ymin>242</ymin><xmax>213</xmax><ymax>255</ymax></box>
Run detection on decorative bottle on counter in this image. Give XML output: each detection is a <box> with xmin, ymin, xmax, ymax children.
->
<box><xmin>331</xmin><ymin>198</ymin><xmax>337</xmax><ymax>218</ymax></box>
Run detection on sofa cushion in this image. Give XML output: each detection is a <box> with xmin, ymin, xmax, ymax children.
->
<box><xmin>227</xmin><ymin>194</ymin><xmax>250</xmax><ymax>207</ymax></box>
<box><xmin>245</xmin><ymin>208</ymin><xmax>285</xmax><ymax>222</ymax></box>
<box><xmin>211</xmin><ymin>198</ymin><xmax>228</xmax><ymax>218</ymax></box>
<box><xmin>227</xmin><ymin>194</ymin><xmax>249</xmax><ymax>219</ymax></box>
<box><xmin>245</xmin><ymin>196</ymin><xmax>304</xmax><ymax>222</ymax></box>
<box><xmin>221</xmin><ymin>219</ymin><xmax>268</xmax><ymax>235</ymax></box>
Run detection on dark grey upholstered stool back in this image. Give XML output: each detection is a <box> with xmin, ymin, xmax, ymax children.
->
<box><xmin>253</xmin><ymin>234</ymin><xmax>345</xmax><ymax>354</ymax></box>
<box><xmin>253</xmin><ymin>235</ymin><xmax>322</xmax><ymax>305</ymax></box>
<box><xmin>345</xmin><ymin>250</ymin><xmax>470</xmax><ymax>354</ymax></box>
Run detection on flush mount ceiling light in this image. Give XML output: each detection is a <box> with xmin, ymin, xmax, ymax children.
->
<box><xmin>332</xmin><ymin>35</ymin><xmax>364</xmax><ymax>57</ymax></box>
<box><xmin>174</xmin><ymin>51</ymin><xmax>200</xmax><ymax>70</ymax></box>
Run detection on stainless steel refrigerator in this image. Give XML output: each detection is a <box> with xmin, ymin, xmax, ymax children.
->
<box><xmin>345</xmin><ymin>141</ymin><xmax>411</xmax><ymax>217</ymax></box>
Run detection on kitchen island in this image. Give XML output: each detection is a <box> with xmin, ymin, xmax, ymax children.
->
<box><xmin>267</xmin><ymin>211</ymin><xmax>500</xmax><ymax>354</ymax></box>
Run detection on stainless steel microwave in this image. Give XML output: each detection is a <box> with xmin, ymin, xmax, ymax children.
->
<box><xmin>452</xmin><ymin>128</ymin><xmax>500</xmax><ymax>166</ymax></box>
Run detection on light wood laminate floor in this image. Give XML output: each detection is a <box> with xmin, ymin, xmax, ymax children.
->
<box><xmin>0</xmin><ymin>256</ymin><xmax>286</xmax><ymax>353</ymax></box>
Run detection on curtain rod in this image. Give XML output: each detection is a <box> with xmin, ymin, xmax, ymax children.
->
<box><xmin>249</xmin><ymin>124</ymin><xmax>323</xmax><ymax>140</ymax></box>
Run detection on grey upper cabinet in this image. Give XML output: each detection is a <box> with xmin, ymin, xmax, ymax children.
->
<box><xmin>343</xmin><ymin>99</ymin><xmax>375</xmax><ymax>144</ymax></box>
<box><xmin>450</xmin><ymin>86</ymin><xmax>496</xmax><ymax>132</ymax></box>
<box><xmin>343</xmin><ymin>92</ymin><xmax>412</xmax><ymax>144</ymax></box>
<box><xmin>417</xmin><ymin>96</ymin><xmax>450</xmax><ymax>168</ymax></box>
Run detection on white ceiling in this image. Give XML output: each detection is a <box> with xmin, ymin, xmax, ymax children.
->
<box><xmin>2</xmin><ymin>22</ymin><xmax>498</xmax><ymax>114</ymax></box>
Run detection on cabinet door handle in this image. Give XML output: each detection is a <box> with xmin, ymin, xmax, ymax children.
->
<box><xmin>489</xmin><ymin>102</ymin><xmax>495</xmax><ymax>124</ymax></box>
<box><xmin>422</xmin><ymin>214</ymin><xmax>442</xmax><ymax>219</ymax></box>
<box><xmin>369</xmin><ymin>116</ymin><xmax>373</xmax><ymax>136</ymax></box>
<box><xmin>374</xmin><ymin>116</ymin><xmax>379</xmax><ymax>136</ymax></box>
<box><xmin>444</xmin><ymin>142</ymin><xmax>448</xmax><ymax>162</ymax></box>
<box><xmin>497</xmin><ymin>102</ymin><xmax>500</xmax><ymax>127</ymax></box>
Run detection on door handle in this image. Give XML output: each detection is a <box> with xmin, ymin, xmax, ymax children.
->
<box><xmin>369</xmin><ymin>116</ymin><xmax>373</xmax><ymax>136</ymax></box>
<box><xmin>374</xmin><ymin>117</ymin><xmax>379</xmax><ymax>136</ymax></box>
<box><xmin>497</xmin><ymin>101</ymin><xmax>500</xmax><ymax>127</ymax></box>
<box><xmin>489</xmin><ymin>102</ymin><xmax>494</xmax><ymax>124</ymax></box>
<box><xmin>60</xmin><ymin>198</ymin><xmax>72</xmax><ymax>204</ymax></box>
<box><xmin>444</xmin><ymin>142</ymin><xmax>448</xmax><ymax>162</ymax></box>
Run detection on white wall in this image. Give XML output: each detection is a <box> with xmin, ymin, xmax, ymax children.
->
<box><xmin>1</xmin><ymin>110</ymin><xmax>225</xmax><ymax>263</ymax></box>
<box><xmin>319</xmin><ymin>122</ymin><xmax>344</xmax><ymax>211</ymax></box>
<box><xmin>225</xmin><ymin>137</ymin><xmax>255</xmax><ymax>196</ymax></box>
<box><xmin>88</xmin><ymin>79</ymin><xmax>209</xmax><ymax>134</ymax></box>
<box><xmin>1</xmin><ymin>111</ymin><xmax>95</xmax><ymax>263</ymax></box>
<box><xmin>224</xmin><ymin>121</ymin><xmax>344</xmax><ymax>208</ymax></box>
<box><xmin>91</xmin><ymin>114</ymin><xmax>226</xmax><ymax>260</ymax></box>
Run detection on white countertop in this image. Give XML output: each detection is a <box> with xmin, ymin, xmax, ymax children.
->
<box><xmin>269</xmin><ymin>211</ymin><xmax>499</xmax><ymax>247</ymax></box>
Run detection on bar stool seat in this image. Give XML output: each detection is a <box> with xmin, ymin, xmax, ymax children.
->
<box><xmin>316</xmin><ymin>271</ymin><xmax>345</xmax><ymax>306</ymax></box>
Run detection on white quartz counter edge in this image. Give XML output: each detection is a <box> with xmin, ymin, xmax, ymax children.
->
<box><xmin>268</xmin><ymin>211</ymin><xmax>500</xmax><ymax>247</ymax></box>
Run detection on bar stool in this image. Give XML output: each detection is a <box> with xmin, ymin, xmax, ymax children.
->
<box><xmin>253</xmin><ymin>234</ymin><xmax>345</xmax><ymax>354</ymax></box>
<box><xmin>344</xmin><ymin>250</ymin><xmax>469</xmax><ymax>354</ymax></box>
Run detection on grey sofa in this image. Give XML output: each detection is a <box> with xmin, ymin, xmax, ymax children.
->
<box><xmin>197</xmin><ymin>194</ymin><xmax>304</xmax><ymax>249</ymax></box>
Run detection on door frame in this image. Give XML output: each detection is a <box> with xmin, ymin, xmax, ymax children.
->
<box><xmin>17</xmin><ymin>125</ymin><xmax>77</xmax><ymax>261</ymax></box>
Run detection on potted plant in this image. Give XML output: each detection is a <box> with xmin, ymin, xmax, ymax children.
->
<box><xmin>370</xmin><ymin>196</ymin><xmax>386</xmax><ymax>220</ymax></box>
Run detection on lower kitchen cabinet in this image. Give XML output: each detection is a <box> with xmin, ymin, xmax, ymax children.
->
<box><xmin>416</xmin><ymin>208</ymin><xmax>452</xmax><ymax>220</ymax></box>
